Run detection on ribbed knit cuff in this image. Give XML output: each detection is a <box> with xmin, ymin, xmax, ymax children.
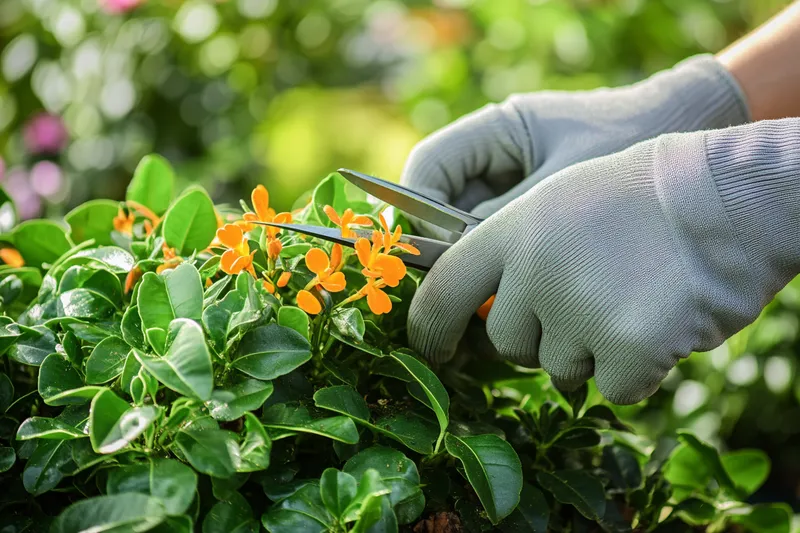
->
<box><xmin>651</xmin><ymin>54</ymin><xmax>751</xmax><ymax>132</ymax></box>
<box><xmin>708</xmin><ymin>118</ymin><xmax>800</xmax><ymax>290</ymax></box>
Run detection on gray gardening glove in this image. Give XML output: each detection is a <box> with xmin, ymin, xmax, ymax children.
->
<box><xmin>408</xmin><ymin>118</ymin><xmax>800</xmax><ymax>404</ymax></box>
<box><xmin>400</xmin><ymin>55</ymin><xmax>749</xmax><ymax>227</ymax></box>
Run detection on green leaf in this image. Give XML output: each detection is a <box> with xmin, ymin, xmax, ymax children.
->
<box><xmin>498</xmin><ymin>483</ymin><xmax>549</xmax><ymax>533</ymax></box>
<box><xmin>0</xmin><ymin>371</ymin><xmax>13</xmax><ymax>411</ymax></box>
<box><xmin>65</xmin><ymin>199</ymin><xmax>119</xmax><ymax>246</ymax></box>
<box><xmin>163</xmin><ymin>186</ymin><xmax>217</xmax><ymax>254</ymax></box>
<box><xmin>0</xmin><ymin>446</ymin><xmax>14</xmax><ymax>472</ymax></box>
<box><xmin>8</xmin><ymin>325</ymin><xmax>56</xmax><ymax>366</ymax></box>
<box><xmin>23</xmin><ymin>439</ymin><xmax>73</xmax><ymax>495</ymax></box>
<box><xmin>203</xmin><ymin>491</ymin><xmax>259</xmax><ymax>533</ymax></box>
<box><xmin>37</xmin><ymin>352</ymin><xmax>84</xmax><ymax>405</ymax></box>
<box><xmin>175</xmin><ymin>424</ymin><xmax>240</xmax><ymax>478</ymax></box>
<box><xmin>341</xmin><ymin>469</ymin><xmax>391</xmax><ymax>524</ymax></box>
<box><xmin>134</xmin><ymin>318</ymin><xmax>214</xmax><ymax>401</ymax></box>
<box><xmin>11</xmin><ymin>220</ymin><xmax>72</xmax><ymax>267</ymax></box>
<box><xmin>721</xmin><ymin>449</ymin><xmax>770</xmax><ymax>497</ymax></box>
<box><xmin>238</xmin><ymin>412</ymin><xmax>272</xmax><ymax>472</ymax></box>
<box><xmin>207</xmin><ymin>376</ymin><xmax>274</xmax><ymax>422</ymax></box>
<box><xmin>602</xmin><ymin>445</ymin><xmax>643</xmax><ymax>490</ymax></box>
<box><xmin>674</xmin><ymin>497</ymin><xmax>716</xmax><ymax>526</ymax></box>
<box><xmin>122</xmin><ymin>305</ymin><xmax>147</xmax><ymax>351</ymax></box>
<box><xmin>314</xmin><ymin>385</ymin><xmax>371</xmax><ymax>422</ymax></box>
<box><xmin>0</xmin><ymin>319</ymin><xmax>21</xmax><ymax>358</ymax></box>
<box><xmin>321</xmin><ymin>468</ymin><xmax>358</xmax><ymax>519</ymax></box>
<box><xmin>552</xmin><ymin>427</ymin><xmax>601</xmax><ymax>449</ymax></box>
<box><xmin>16</xmin><ymin>417</ymin><xmax>86</xmax><ymax>440</ymax></box>
<box><xmin>57</xmin><ymin>287</ymin><xmax>117</xmax><ymax>319</ymax></box>
<box><xmin>374</xmin><ymin>412</ymin><xmax>438</xmax><ymax>455</ymax></box>
<box><xmin>385</xmin><ymin>351</ymin><xmax>449</xmax><ymax>452</ymax></box>
<box><xmin>729</xmin><ymin>503</ymin><xmax>792</xmax><ymax>533</ymax></box>
<box><xmin>137</xmin><ymin>263</ymin><xmax>204</xmax><ymax>341</ymax></box>
<box><xmin>677</xmin><ymin>431</ymin><xmax>737</xmax><ymax>493</ymax></box>
<box><xmin>69</xmin><ymin>246</ymin><xmax>135</xmax><ymax>274</ymax></box>
<box><xmin>53</xmin><ymin>493</ymin><xmax>168</xmax><ymax>533</ymax></box>
<box><xmin>85</xmin><ymin>336</ymin><xmax>131</xmax><ymax>384</ymax></box>
<box><xmin>212</xmin><ymin>473</ymin><xmax>250</xmax><ymax>501</ymax></box>
<box><xmin>89</xmin><ymin>388</ymin><xmax>160</xmax><ymax>453</ymax></box>
<box><xmin>261</xmin><ymin>482</ymin><xmax>334</xmax><ymax>533</ymax></box>
<box><xmin>233</xmin><ymin>324</ymin><xmax>312</xmax><ymax>380</ymax></box>
<box><xmin>444</xmin><ymin>433</ymin><xmax>522</xmax><ymax>524</ymax></box>
<box><xmin>262</xmin><ymin>403</ymin><xmax>359</xmax><ymax>444</ymax></box>
<box><xmin>127</xmin><ymin>154</ymin><xmax>176</xmax><ymax>215</ymax></box>
<box><xmin>107</xmin><ymin>458</ymin><xmax>198</xmax><ymax>516</ymax></box>
<box><xmin>344</xmin><ymin>446</ymin><xmax>424</xmax><ymax>525</ymax></box>
<box><xmin>330</xmin><ymin>307</ymin><xmax>365</xmax><ymax>343</ymax></box>
<box><xmin>278</xmin><ymin>306</ymin><xmax>310</xmax><ymax>340</ymax></box>
<box><xmin>536</xmin><ymin>470</ymin><xmax>606</xmax><ymax>521</ymax></box>
<box><xmin>59</xmin><ymin>265</ymin><xmax>122</xmax><ymax>302</ymax></box>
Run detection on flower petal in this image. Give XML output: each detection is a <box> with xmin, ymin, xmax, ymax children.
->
<box><xmin>355</xmin><ymin>238</ymin><xmax>372</xmax><ymax>268</ymax></box>
<box><xmin>252</xmin><ymin>185</ymin><xmax>273</xmax><ymax>222</ymax></box>
<box><xmin>230</xmin><ymin>253</ymin><xmax>253</xmax><ymax>275</ymax></box>
<box><xmin>476</xmin><ymin>294</ymin><xmax>496</xmax><ymax>321</ymax></box>
<box><xmin>394</xmin><ymin>242</ymin><xmax>421</xmax><ymax>255</ymax></box>
<box><xmin>305</xmin><ymin>248</ymin><xmax>330</xmax><ymax>275</ymax></box>
<box><xmin>351</xmin><ymin>215</ymin><xmax>371</xmax><ymax>226</ymax></box>
<box><xmin>330</xmin><ymin>243</ymin><xmax>343</xmax><ymax>271</ymax></box>
<box><xmin>320</xmin><ymin>271</ymin><xmax>346</xmax><ymax>292</ymax></box>
<box><xmin>366</xmin><ymin>286</ymin><xmax>392</xmax><ymax>315</ymax></box>
<box><xmin>217</xmin><ymin>224</ymin><xmax>245</xmax><ymax>249</ymax></box>
<box><xmin>297</xmin><ymin>289</ymin><xmax>322</xmax><ymax>315</ymax></box>
<box><xmin>374</xmin><ymin>254</ymin><xmax>406</xmax><ymax>287</ymax></box>
<box><xmin>267</xmin><ymin>238</ymin><xmax>283</xmax><ymax>259</ymax></box>
<box><xmin>277</xmin><ymin>271</ymin><xmax>291</xmax><ymax>287</ymax></box>
<box><xmin>263</xmin><ymin>280</ymin><xmax>275</xmax><ymax>294</ymax></box>
<box><xmin>323</xmin><ymin>205</ymin><xmax>341</xmax><ymax>226</ymax></box>
<box><xmin>0</xmin><ymin>248</ymin><xmax>24</xmax><ymax>268</ymax></box>
<box><xmin>220</xmin><ymin>249</ymin><xmax>241</xmax><ymax>274</ymax></box>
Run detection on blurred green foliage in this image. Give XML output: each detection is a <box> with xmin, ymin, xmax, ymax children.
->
<box><xmin>1</xmin><ymin>0</ymin><xmax>800</xmax><ymax>509</ymax></box>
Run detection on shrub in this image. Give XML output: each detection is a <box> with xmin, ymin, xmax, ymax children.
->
<box><xmin>0</xmin><ymin>155</ymin><xmax>792</xmax><ymax>532</ymax></box>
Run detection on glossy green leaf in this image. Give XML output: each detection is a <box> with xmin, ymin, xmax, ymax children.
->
<box><xmin>314</xmin><ymin>385</ymin><xmax>371</xmax><ymax>422</ymax></box>
<box><xmin>52</xmin><ymin>493</ymin><xmax>168</xmax><ymax>533</ymax></box>
<box><xmin>0</xmin><ymin>320</ymin><xmax>21</xmax><ymax>358</ymax></box>
<box><xmin>122</xmin><ymin>304</ymin><xmax>147</xmax><ymax>351</ymax></box>
<box><xmin>344</xmin><ymin>446</ymin><xmax>424</xmax><ymax>525</ymax></box>
<box><xmin>22</xmin><ymin>439</ymin><xmax>73</xmax><ymax>495</ymax></box>
<box><xmin>57</xmin><ymin>287</ymin><xmax>116</xmax><ymax>319</ymax></box>
<box><xmin>175</xmin><ymin>424</ymin><xmax>240</xmax><ymax>478</ymax></box>
<box><xmin>677</xmin><ymin>431</ymin><xmax>737</xmax><ymax>493</ymax></box>
<box><xmin>445</xmin><ymin>433</ymin><xmax>522</xmax><ymax>524</ymax></box>
<box><xmin>341</xmin><ymin>469</ymin><xmax>391</xmax><ymax>524</ymax></box>
<box><xmin>11</xmin><ymin>220</ymin><xmax>72</xmax><ymax>267</ymax></box>
<box><xmin>207</xmin><ymin>376</ymin><xmax>274</xmax><ymax>422</ymax></box>
<box><xmin>65</xmin><ymin>199</ymin><xmax>119</xmax><ymax>246</ymax></box>
<box><xmin>602</xmin><ymin>445</ymin><xmax>643</xmax><ymax>490</ymax></box>
<box><xmin>85</xmin><ymin>335</ymin><xmax>130</xmax><ymax>384</ymax></box>
<box><xmin>233</xmin><ymin>324</ymin><xmax>312</xmax><ymax>380</ymax></box>
<box><xmin>70</xmin><ymin>246</ymin><xmax>135</xmax><ymax>274</ymax></box>
<box><xmin>59</xmin><ymin>265</ymin><xmax>122</xmax><ymax>303</ymax></box>
<box><xmin>385</xmin><ymin>351</ymin><xmax>449</xmax><ymax>452</ymax></box>
<box><xmin>16</xmin><ymin>417</ymin><xmax>86</xmax><ymax>440</ymax></box>
<box><xmin>330</xmin><ymin>307</ymin><xmax>365</xmax><ymax>343</ymax></box>
<box><xmin>261</xmin><ymin>482</ymin><xmax>333</xmax><ymax>533</ymax></box>
<box><xmin>8</xmin><ymin>325</ymin><xmax>56</xmax><ymax>366</ymax></box>
<box><xmin>238</xmin><ymin>412</ymin><xmax>271</xmax><ymax>472</ymax></box>
<box><xmin>278</xmin><ymin>306</ymin><xmax>310</xmax><ymax>340</ymax></box>
<box><xmin>536</xmin><ymin>470</ymin><xmax>606</xmax><ymax>521</ymax></box>
<box><xmin>203</xmin><ymin>491</ymin><xmax>259</xmax><ymax>533</ymax></box>
<box><xmin>0</xmin><ymin>446</ymin><xmax>14</xmax><ymax>472</ymax></box>
<box><xmin>127</xmin><ymin>154</ymin><xmax>175</xmax><ymax>215</ymax></box>
<box><xmin>721</xmin><ymin>449</ymin><xmax>770</xmax><ymax>497</ymax></box>
<box><xmin>137</xmin><ymin>263</ymin><xmax>204</xmax><ymax>340</ymax></box>
<box><xmin>107</xmin><ymin>458</ymin><xmax>198</xmax><ymax>516</ymax></box>
<box><xmin>37</xmin><ymin>352</ymin><xmax>83</xmax><ymax>405</ymax></box>
<box><xmin>321</xmin><ymin>468</ymin><xmax>358</xmax><ymax>518</ymax></box>
<box><xmin>163</xmin><ymin>186</ymin><xmax>217</xmax><ymax>254</ymax></box>
<box><xmin>729</xmin><ymin>503</ymin><xmax>792</xmax><ymax>533</ymax></box>
<box><xmin>373</xmin><ymin>412</ymin><xmax>438</xmax><ymax>455</ymax></box>
<box><xmin>498</xmin><ymin>483</ymin><xmax>549</xmax><ymax>533</ymax></box>
<box><xmin>262</xmin><ymin>403</ymin><xmax>359</xmax><ymax>444</ymax></box>
<box><xmin>134</xmin><ymin>318</ymin><xmax>214</xmax><ymax>401</ymax></box>
<box><xmin>89</xmin><ymin>388</ymin><xmax>160</xmax><ymax>453</ymax></box>
<box><xmin>674</xmin><ymin>497</ymin><xmax>716</xmax><ymax>526</ymax></box>
<box><xmin>553</xmin><ymin>427</ymin><xmax>601</xmax><ymax>449</ymax></box>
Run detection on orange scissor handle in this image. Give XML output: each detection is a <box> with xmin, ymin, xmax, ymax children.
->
<box><xmin>476</xmin><ymin>294</ymin><xmax>496</xmax><ymax>321</ymax></box>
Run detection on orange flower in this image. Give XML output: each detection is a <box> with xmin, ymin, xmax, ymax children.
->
<box><xmin>156</xmin><ymin>243</ymin><xmax>182</xmax><ymax>273</ymax></box>
<box><xmin>263</xmin><ymin>280</ymin><xmax>275</xmax><ymax>294</ymax></box>
<box><xmin>113</xmin><ymin>208</ymin><xmax>135</xmax><ymax>236</ymax></box>
<box><xmin>378</xmin><ymin>213</ymin><xmax>420</xmax><ymax>256</ymax></box>
<box><xmin>124</xmin><ymin>266</ymin><xmax>142</xmax><ymax>294</ymax></box>
<box><xmin>304</xmin><ymin>248</ymin><xmax>346</xmax><ymax>292</ymax></box>
<box><xmin>277</xmin><ymin>271</ymin><xmax>291</xmax><ymax>287</ymax></box>
<box><xmin>324</xmin><ymin>206</ymin><xmax>371</xmax><ymax>239</ymax></box>
<box><xmin>216</xmin><ymin>224</ymin><xmax>256</xmax><ymax>276</ymax></box>
<box><xmin>355</xmin><ymin>238</ymin><xmax>406</xmax><ymax>287</ymax></box>
<box><xmin>363</xmin><ymin>278</ymin><xmax>392</xmax><ymax>315</ymax></box>
<box><xmin>0</xmin><ymin>248</ymin><xmax>24</xmax><ymax>268</ymax></box>
<box><xmin>297</xmin><ymin>289</ymin><xmax>322</xmax><ymax>314</ymax></box>
<box><xmin>243</xmin><ymin>185</ymin><xmax>276</xmax><ymax>226</ymax></box>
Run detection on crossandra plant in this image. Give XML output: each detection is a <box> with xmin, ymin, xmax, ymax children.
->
<box><xmin>0</xmin><ymin>154</ymin><xmax>793</xmax><ymax>533</ymax></box>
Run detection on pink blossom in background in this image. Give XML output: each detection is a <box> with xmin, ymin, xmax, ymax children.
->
<box><xmin>99</xmin><ymin>0</ymin><xmax>144</xmax><ymax>14</ymax></box>
<box><xmin>23</xmin><ymin>113</ymin><xmax>68</xmax><ymax>155</ymax></box>
<box><xmin>5</xmin><ymin>169</ymin><xmax>41</xmax><ymax>220</ymax></box>
<box><xmin>30</xmin><ymin>161</ymin><xmax>64</xmax><ymax>199</ymax></box>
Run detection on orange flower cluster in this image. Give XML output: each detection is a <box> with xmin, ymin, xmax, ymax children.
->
<box><xmin>113</xmin><ymin>201</ymin><xmax>160</xmax><ymax>238</ymax></box>
<box><xmin>216</xmin><ymin>224</ymin><xmax>256</xmax><ymax>277</ymax></box>
<box><xmin>324</xmin><ymin>206</ymin><xmax>370</xmax><ymax>238</ymax></box>
<box><xmin>296</xmin><ymin>245</ymin><xmax>346</xmax><ymax>314</ymax></box>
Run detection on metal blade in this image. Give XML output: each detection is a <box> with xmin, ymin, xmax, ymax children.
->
<box><xmin>337</xmin><ymin>168</ymin><xmax>483</xmax><ymax>234</ymax></box>
<box><xmin>253</xmin><ymin>221</ymin><xmax>449</xmax><ymax>271</ymax></box>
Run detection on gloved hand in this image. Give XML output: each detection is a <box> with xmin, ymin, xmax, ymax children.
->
<box><xmin>400</xmin><ymin>55</ymin><xmax>749</xmax><ymax>226</ymax></box>
<box><xmin>408</xmin><ymin>118</ymin><xmax>800</xmax><ymax>404</ymax></box>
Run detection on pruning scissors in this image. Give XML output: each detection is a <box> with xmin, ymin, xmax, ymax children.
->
<box><xmin>254</xmin><ymin>169</ymin><xmax>496</xmax><ymax>316</ymax></box>
<box><xmin>255</xmin><ymin>168</ymin><xmax>484</xmax><ymax>272</ymax></box>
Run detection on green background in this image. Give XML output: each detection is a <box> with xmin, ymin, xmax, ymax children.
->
<box><xmin>1</xmin><ymin>0</ymin><xmax>799</xmax><ymax>512</ymax></box>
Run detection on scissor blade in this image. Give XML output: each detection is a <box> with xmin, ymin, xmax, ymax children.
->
<box><xmin>253</xmin><ymin>221</ymin><xmax>449</xmax><ymax>271</ymax></box>
<box><xmin>337</xmin><ymin>168</ymin><xmax>483</xmax><ymax>234</ymax></box>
